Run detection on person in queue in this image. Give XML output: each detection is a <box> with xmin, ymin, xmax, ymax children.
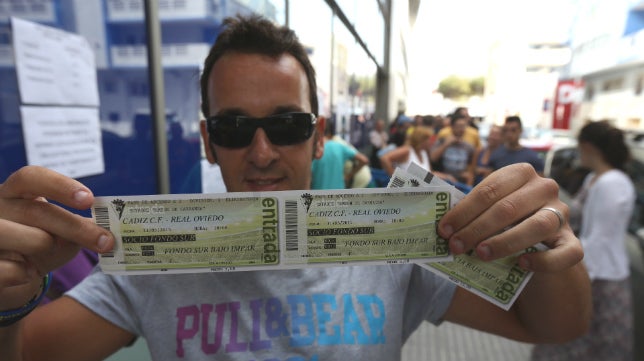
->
<box><xmin>429</xmin><ymin>114</ymin><xmax>477</xmax><ymax>186</ymax></box>
<box><xmin>0</xmin><ymin>15</ymin><xmax>590</xmax><ymax>361</ymax></box>
<box><xmin>311</xmin><ymin>119</ymin><xmax>369</xmax><ymax>189</ymax></box>
<box><xmin>474</xmin><ymin>124</ymin><xmax>503</xmax><ymax>185</ymax></box>
<box><xmin>489</xmin><ymin>116</ymin><xmax>544</xmax><ymax>175</ymax></box>
<box><xmin>531</xmin><ymin>120</ymin><xmax>635</xmax><ymax>361</ymax></box>
<box><xmin>379</xmin><ymin>125</ymin><xmax>434</xmax><ymax>176</ymax></box>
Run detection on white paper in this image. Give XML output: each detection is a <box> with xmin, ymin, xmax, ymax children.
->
<box><xmin>20</xmin><ymin>106</ymin><xmax>104</xmax><ymax>178</ymax></box>
<box><xmin>11</xmin><ymin>17</ymin><xmax>99</xmax><ymax>106</ymax></box>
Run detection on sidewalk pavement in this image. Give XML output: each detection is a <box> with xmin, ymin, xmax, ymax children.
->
<box><xmin>402</xmin><ymin>321</ymin><xmax>533</xmax><ymax>361</ymax></box>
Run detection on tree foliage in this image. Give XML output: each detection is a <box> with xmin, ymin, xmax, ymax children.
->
<box><xmin>470</xmin><ymin>77</ymin><xmax>485</xmax><ymax>95</ymax></box>
<box><xmin>438</xmin><ymin>75</ymin><xmax>485</xmax><ymax>99</ymax></box>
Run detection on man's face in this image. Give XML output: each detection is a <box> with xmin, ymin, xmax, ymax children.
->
<box><xmin>200</xmin><ymin>52</ymin><xmax>324</xmax><ymax>192</ymax></box>
<box><xmin>487</xmin><ymin>126</ymin><xmax>503</xmax><ymax>147</ymax></box>
<box><xmin>502</xmin><ymin>121</ymin><xmax>522</xmax><ymax>146</ymax></box>
<box><xmin>452</xmin><ymin>119</ymin><xmax>467</xmax><ymax>138</ymax></box>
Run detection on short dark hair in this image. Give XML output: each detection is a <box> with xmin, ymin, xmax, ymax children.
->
<box><xmin>324</xmin><ymin>118</ymin><xmax>336</xmax><ymax>137</ymax></box>
<box><xmin>505</xmin><ymin>115</ymin><xmax>522</xmax><ymax>129</ymax></box>
<box><xmin>199</xmin><ymin>15</ymin><xmax>318</xmax><ymax>118</ymax></box>
<box><xmin>578</xmin><ymin>120</ymin><xmax>630</xmax><ymax>170</ymax></box>
<box><xmin>453</xmin><ymin>107</ymin><xmax>468</xmax><ymax>116</ymax></box>
<box><xmin>421</xmin><ymin>115</ymin><xmax>435</xmax><ymax>127</ymax></box>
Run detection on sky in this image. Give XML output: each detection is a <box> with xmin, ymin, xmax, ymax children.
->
<box><xmin>406</xmin><ymin>0</ymin><xmax>577</xmax><ymax>114</ymax></box>
<box><xmin>409</xmin><ymin>0</ymin><xmax>577</xmax><ymax>83</ymax></box>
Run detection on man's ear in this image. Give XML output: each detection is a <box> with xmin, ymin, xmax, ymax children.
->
<box><xmin>200</xmin><ymin>120</ymin><xmax>218</xmax><ymax>163</ymax></box>
<box><xmin>313</xmin><ymin>115</ymin><xmax>326</xmax><ymax>160</ymax></box>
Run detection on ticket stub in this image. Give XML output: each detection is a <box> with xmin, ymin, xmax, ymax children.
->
<box><xmin>394</xmin><ymin>163</ymin><xmax>466</xmax><ymax>207</ymax></box>
<box><xmin>388</xmin><ymin>164</ymin><xmax>539</xmax><ymax>310</ymax></box>
<box><xmin>93</xmin><ymin>187</ymin><xmax>452</xmax><ymax>274</ymax></box>
<box><xmin>421</xmin><ymin>246</ymin><xmax>542</xmax><ymax>310</ymax></box>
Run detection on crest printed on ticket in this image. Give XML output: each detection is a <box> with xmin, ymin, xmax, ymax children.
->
<box><xmin>93</xmin><ymin>187</ymin><xmax>452</xmax><ymax>274</ymax></box>
<box><xmin>389</xmin><ymin>163</ymin><xmax>540</xmax><ymax>310</ymax></box>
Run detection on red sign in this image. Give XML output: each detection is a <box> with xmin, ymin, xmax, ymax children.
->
<box><xmin>552</xmin><ymin>79</ymin><xmax>584</xmax><ymax>129</ymax></box>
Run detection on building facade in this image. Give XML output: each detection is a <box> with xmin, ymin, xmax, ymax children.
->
<box><xmin>563</xmin><ymin>0</ymin><xmax>644</xmax><ymax>132</ymax></box>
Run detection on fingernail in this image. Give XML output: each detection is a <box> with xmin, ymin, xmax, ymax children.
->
<box><xmin>97</xmin><ymin>234</ymin><xmax>109</xmax><ymax>251</ymax></box>
<box><xmin>450</xmin><ymin>239</ymin><xmax>464</xmax><ymax>254</ymax></box>
<box><xmin>74</xmin><ymin>190</ymin><xmax>90</xmax><ymax>203</ymax></box>
<box><xmin>477</xmin><ymin>244</ymin><xmax>491</xmax><ymax>260</ymax></box>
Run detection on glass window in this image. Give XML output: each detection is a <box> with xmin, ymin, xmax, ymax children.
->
<box><xmin>635</xmin><ymin>74</ymin><xmax>643</xmax><ymax>95</ymax></box>
<box><xmin>0</xmin><ymin>2</ymin><xmax>160</xmax><ymax>196</ymax></box>
<box><xmin>352</xmin><ymin>0</ymin><xmax>384</xmax><ymax>66</ymax></box>
<box><xmin>332</xmin><ymin>14</ymin><xmax>377</xmax><ymax>150</ymax></box>
<box><xmin>333</xmin><ymin>0</ymin><xmax>384</xmax><ymax>66</ymax></box>
<box><xmin>0</xmin><ymin>0</ymin><xmax>288</xmax><ymax>198</ymax></box>
<box><xmin>288</xmin><ymin>0</ymin><xmax>332</xmax><ymax>115</ymax></box>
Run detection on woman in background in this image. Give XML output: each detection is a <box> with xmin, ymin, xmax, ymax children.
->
<box><xmin>379</xmin><ymin>126</ymin><xmax>433</xmax><ymax>176</ymax></box>
<box><xmin>474</xmin><ymin>124</ymin><xmax>503</xmax><ymax>185</ymax></box>
<box><xmin>531</xmin><ymin>120</ymin><xmax>635</xmax><ymax>361</ymax></box>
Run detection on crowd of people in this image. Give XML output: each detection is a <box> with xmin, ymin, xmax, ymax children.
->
<box><xmin>313</xmin><ymin>105</ymin><xmax>545</xmax><ymax>193</ymax></box>
<box><xmin>315</xmin><ymin>106</ymin><xmax>637</xmax><ymax>360</ymax></box>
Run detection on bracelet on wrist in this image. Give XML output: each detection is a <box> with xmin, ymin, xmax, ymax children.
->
<box><xmin>0</xmin><ymin>272</ymin><xmax>52</xmax><ymax>327</ymax></box>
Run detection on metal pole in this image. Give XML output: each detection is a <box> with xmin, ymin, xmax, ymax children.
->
<box><xmin>329</xmin><ymin>13</ymin><xmax>335</xmax><ymax>118</ymax></box>
<box><xmin>377</xmin><ymin>0</ymin><xmax>392</xmax><ymax>123</ymax></box>
<box><xmin>284</xmin><ymin>0</ymin><xmax>289</xmax><ymax>27</ymax></box>
<box><xmin>143</xmin><ymin>0</ymin><xmax>170</xmax><ymax>194</ymax></box>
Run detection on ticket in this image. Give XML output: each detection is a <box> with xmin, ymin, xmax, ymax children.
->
<box><xmin>93</xmin><ymin>187</ymin><xmax>452</xmax><ymax>274</ymax></box>
<box><xmin>421</xmin><ymin>246</ymin><xmax>542</xmax><ymax>310</ymax></box>
<box><xmin>388</xmin><ymin>164</ymin><xmax>540</xmax><ymax>310</ymax></box>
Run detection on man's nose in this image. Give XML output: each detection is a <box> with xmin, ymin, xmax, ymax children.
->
<box><xmin>245</xmin><ymin>128</ymin><xmax>279</xmax><ymax>167</ymax></box>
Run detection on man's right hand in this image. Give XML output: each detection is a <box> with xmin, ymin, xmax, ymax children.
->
<box><xmin>0</xmin><ymin>166</ymin><xmax>114</xmax><ymax>311</ymax></box>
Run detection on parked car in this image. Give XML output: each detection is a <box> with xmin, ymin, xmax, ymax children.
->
<box><xmin>543</xmin><ymin>140</ymin><xmax>644</xmax><ymax>361</ymax></box>
<box><xmin>521</xmin><ymin>127</ymin><xmax>576</xmax><ymax>161</ymax></box>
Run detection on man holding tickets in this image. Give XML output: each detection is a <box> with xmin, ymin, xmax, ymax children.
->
<box><xmin>0</xmin><ymin>15</ymin><xmax>589</xmax><ymax>361</ymax></box>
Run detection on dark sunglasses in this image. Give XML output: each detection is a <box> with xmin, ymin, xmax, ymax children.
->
<box><xmin>206</xmin><ymin>112</ymin><xmax>317</xmax><ymax>148</ymax></box>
